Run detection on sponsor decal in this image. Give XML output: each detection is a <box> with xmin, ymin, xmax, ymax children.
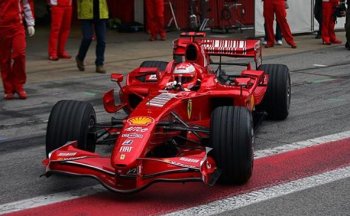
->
<box><xmin>137</xmin><ymin>164</ymin><xmax>143</xmax><ymax>175</ymax></box>
<box><xmin>202</xmin><ymin>39</ymin><xmax>247</xmax><ymax>55</ymax></box>
<box><xmin>57</xmin><ymin>152</ymin><xmax>77</xmax><ymax>157</ymax></box>
<box><xmin>173</xmin><ymin>62</ymin><xmax>195</xmax><ymax>73</ymax></box>
<box><xmin>146</xmin><ymin>74</ymin><xmax>157</xmax><ymax>81</ymax></box>
<box><xmin>127</xmin><ymin>116</ymin><xmax>154</xmax><ymax>126</ymax></box>
<box><xmin>122</xmin><ymin>140</ymin><xmax>133</xmax><ymax>145</ymax></box>
<box><xmin>163</xmin><ymin>159</ymin><xmax>197</xmax><ymax>169</ymax></box>
<box><xmin>120</xmin><ymin>146</ymin><xmax>133</xmax><ymax>153</ymax></box>
<box><xmin>148</xmin><ymin>93</ymin><xmax>177</xmax><ymax>107</ymax></box>
<box><xmin>126</xmin><ymin>168</ymin><xmax>137</xmax><ymax>176</ymax></box>
<box><xmin>121</xmin><ymin>133</ymin><xmax>143</xmax><ymax>139</ymax></box>
<box><xmin>179</xmin><ymin>157</ymin><xmax>200</xmax><ymax>163</ymax></box>
<box><xmin>120</xmin><ymin>154</ymin><xmax>126</xmax><ymax>160</ymax></box>
<box><xmin>187</xmin><ymin>99</ymin><xmax>192</xmax><ymax>119</ymax></box>
<box><xmin>206</xmin><ymin>160</ymin><xmax>212</xmax><ymax>169</ymax></box>
<box><xmin>56</xmin><ymin>156</ymin><xmax>87</xmax><ymax>161</ymax></box>
<box><xmin>125</xmin><ymin>126</ymin><xmax>148</xmax><ymax>133</ymax></box>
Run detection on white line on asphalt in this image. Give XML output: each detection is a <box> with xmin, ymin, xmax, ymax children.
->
<box><xmin>313</xmin><ymin>64</ymin><xmax>327</xmax><ymax>67</ymax></box>
<box><xmin>0</xmin><ymin>185</ymin><xmax>105</xmax><ymax>215</ymax></box>
<box><xmin>254</xmin><ymin>130</ymin><xmax>350</xmax><ymax>159</ymax></box>
<box><xmin>164</xmin><ymin>166</ymin><xmax>350</xmax><ymax>216</ymax></box>
<box><xmin>1</xmin><ymin>130</ymin><xmax>350</xmax><ymax>215</ymax></box>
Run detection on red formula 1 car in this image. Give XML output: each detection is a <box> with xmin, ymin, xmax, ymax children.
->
<box><xmin>43</xmin><ymin>32</ymin><xmax>291</xmax><ymax>193</ymax></box>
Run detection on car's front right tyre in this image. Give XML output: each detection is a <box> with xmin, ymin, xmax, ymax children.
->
<box><xmin>46</xmin><ymin>100</ymin><xmax>96</xmax><ymax>157</ymax></box>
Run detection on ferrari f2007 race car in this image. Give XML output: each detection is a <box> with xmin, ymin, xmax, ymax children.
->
<box><xmin>43</xmin><ymin>32</ymin><xmax>291</xmax><ymax>193</ymax></box>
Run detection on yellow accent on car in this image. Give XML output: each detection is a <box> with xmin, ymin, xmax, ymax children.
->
<box><xmin>127</xmin><ymin>116</ymin><xmax>154</xmax><ymax>126</ymax></box>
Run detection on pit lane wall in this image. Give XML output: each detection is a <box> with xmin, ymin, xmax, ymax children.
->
<box><xmin>254</xmin><ymin>0</ymin><xmax>346</xmax><ymax>37</ymax></box>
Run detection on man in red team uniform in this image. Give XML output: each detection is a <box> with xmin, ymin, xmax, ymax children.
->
<box><xmin>145</xmin><ymin>0</ymin><xmax>166</xmax><ymax>41</ymax></box>
<box><xmin>262</xmin><ymin>0</ymin><xmax>297</xmax><ymax>48</ymax></box>
<box><xmin>48</xmin><ymin>0</ymin><xmax>72</xmax><ymax>60</ymax></box>
<box><xmin>0</xmin><ymin>0</ymin><xmax>35</xmax><ymax>100</ymax></box>
<box><xmin>29</xmin><ymin>0</ymin><xmax>35</xmax><ymax>17</ymax></box>
<box><xmin>322</xmin><ymin>0</ymin><xmax>342</xmax><ymax>44</ymax></box>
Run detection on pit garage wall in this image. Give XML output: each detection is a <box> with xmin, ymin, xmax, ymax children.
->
<box><xmin>133</xmin><ymin>0</ymin><xmax>255</xmax><ymax>30</ymax></box>
<box><xmin>254</xmin><ymin>0</ymin><xmax>346</xmax><ymax>37</ymax></box>
<box><xmin>109</xmin><ymin>0</ymin><xmax>134</xmax><ymax>23</ymax></box>
<box><xmin>208</xmin><ymin>0</ymin><xmax>255</xmax><ymax>29</ymax></box>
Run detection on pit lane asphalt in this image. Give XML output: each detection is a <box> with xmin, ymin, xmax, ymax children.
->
<box><xmin>0</xmin><ymin>30</ymin><xmax>350</xmax><ymax>215</ymax></box>
<box><xmin>219</xmin><ymin>178</ymin><xmax>350</xmax><ymax>216</ymax></box>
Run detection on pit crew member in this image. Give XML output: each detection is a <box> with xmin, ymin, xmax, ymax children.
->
<box><xmin>48</xmin><ymin>0</ymin><xmax>73</xmax><ymax>60</ymax></box>
<box><xmin>0</xmin><ymin>0</ymin><xmax>35</xmax><ymax>99</ymax></box>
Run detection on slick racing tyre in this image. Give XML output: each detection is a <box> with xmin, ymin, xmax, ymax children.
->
<box><xmin>140</xmin><ymin>61</ymin><xmax>168</xmax><ymax>71</ymax></box>
<box><xmin>210</xmin><ymin>106</ymin><xmax>254</xmax><ymax>184</ymax></box>
<box><xmin>46</xmin><ymin>100</ymin><xmax>96</xmax><ymax>157</ymax></box>
<box><xmin>258</xmin><ymin>64</ymin><xmax>291</xmax><ymax>120</ymax></box>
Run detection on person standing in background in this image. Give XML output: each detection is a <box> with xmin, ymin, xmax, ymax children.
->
<box><xmin>262</xmin><ymin>0</ymin><xmax>290</xmax><ymax>45</ymax></box>
<box><xmin>75</xmin><ymin>0</ymin><xmax>109</xmax><ymax>73</ymax></box>
<box><xmin>314</xmin><ymin>0</ymin><xmax>323</xmax><ymax>39</ymax></box>
<box><xmin>344</xmin><ymin>0</ymin><xmax>350</xmax><ymax>49</ymax></box>
<box><xmin>321</xmin><ymin>0</ymin><xmax>342</xmax><ymax>45</ymax></box>
<box><xmin>0</xmin><ymin>0</ymin><xmax>35</xmax><ymax>100</ymax></box>
<box><xmin>262</xmin><ymin>0</ymin><xmax>297</xmax><ymax>48</ymax></box>
<box><xmin>48</xmin><ymin>0</ymin><xmax>73</xmax><ymax>61</ymax></box>
<box><xmin>29</xmin><ymin>0</ymin><xmax>35</xmax><ymax>17</ymax></box>
<box><xmin>262</xmin><ymin>20</ymin><xmax>283</xmax><ymax>45</ymax></box>
<box><xmin>145</xmin><ymin>0</ymin><xmax>166</xmax><ymax>41</ymax></box>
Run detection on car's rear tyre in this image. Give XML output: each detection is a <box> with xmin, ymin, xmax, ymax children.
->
<box><xmin>46</xmin><ymin>100</ymin><xmax>96</xmax><ymax>157</ymax></box>
<box><xmin>210</xmin><ymin>106</ymin><xmax>254</xmax><ymax>184</ymax></box>
<box><xmin>258</xmin><ymin>64</ymin><xmax>291</xmax><ymax>120</ymax></box>
<box><xmin>139</xmin><ymin>61</ymin><xmax>168</xmax><ymax>71</ymax></box>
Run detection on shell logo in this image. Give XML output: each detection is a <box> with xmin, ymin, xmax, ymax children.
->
<box><xmin>127</xmin><ymin>116</ymin><xmax>154</xmax><ymax>126</ymax></box>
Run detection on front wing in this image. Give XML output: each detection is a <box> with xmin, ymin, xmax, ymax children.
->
<box><xmin>43</xmin><ymin>141</ymin><xmax>219</xmax><ymax>193</ymax></box>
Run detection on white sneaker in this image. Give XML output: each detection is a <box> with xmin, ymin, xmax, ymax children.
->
<box><xmin>277</xmin><ymin>40</ymin><xmax>283</xmax><ymax>45</ymax></box>
<box><xmin>262</xmin><ymin>40</ymin><xmax>267</xmax><ymax>45</ymax></box>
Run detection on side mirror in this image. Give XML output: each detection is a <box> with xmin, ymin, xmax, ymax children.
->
<box><xmin>111</xmin><ymin>73</ymin><xmax>124</xmax><ymax>83</ymax></box>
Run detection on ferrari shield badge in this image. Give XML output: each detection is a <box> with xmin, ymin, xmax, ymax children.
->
<box><xmin>187</xmin><ymin>99</ymin><xmax>192</xmax><ymax>119</ymax></box>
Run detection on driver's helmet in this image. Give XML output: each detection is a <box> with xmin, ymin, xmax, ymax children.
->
<box><xmin>173</xmin><ymin>62</ymin><xmax>197</xmax><ymax>89</ymax></box>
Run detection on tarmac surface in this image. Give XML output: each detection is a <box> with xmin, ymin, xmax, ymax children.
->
<box><xmin>13</xmin><ymin>26</ymin><xmax>349</xmax><ymax>87</ymax></box>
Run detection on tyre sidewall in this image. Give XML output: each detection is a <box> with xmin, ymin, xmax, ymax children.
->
<box><xmin>46</xmin><ymin>100</ymin><xmax>96</xmax><ymax>157</ymax></box>
<box><xmin>210</xmin><ymin>106</ymin><xmax>254</xmax><ymax>184</ymax></box>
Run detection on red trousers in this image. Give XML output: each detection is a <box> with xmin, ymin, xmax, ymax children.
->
<box><xmin>29</xmin><ymin>0</ymin><xmax>35</xmax><ymax>18</ymax></box>
<box><xmin>48</xmin><ymin>5</ymin><xmax>72</xmax><ymax>57</ymax></box>
<box><xmin>263</xmin><ymin>0</ymin><xmax>295</xmax><ymax>46</ymax></box>
<box><xmin>0</xmin><ymin>24</ymin><xmax>26</xmax><ymax>94</ymax></box>
<box><xmin>145</xmin><ymin>0</ymin><xmax>166</xmax><ymax>38</ymax></box>
<box><xmin>321</xmin><ymin>2</ymin><xmax>338</xmax><ymax>43</ymax></box>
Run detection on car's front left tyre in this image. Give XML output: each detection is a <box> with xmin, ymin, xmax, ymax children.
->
<box><xmin>210</xmin><ymin>106</ymin><xmax>254</xmax><ymax>185</ymax></box>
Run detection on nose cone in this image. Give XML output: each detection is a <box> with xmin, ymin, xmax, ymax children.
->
<box><xmin>111</xmin><ymin>116</ymin><xmax>156</xmax><ymax>171</ymax></box>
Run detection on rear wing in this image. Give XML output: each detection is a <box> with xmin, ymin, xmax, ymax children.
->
<box><xmin>199</xmin><ymin>39</ymin><xmax>260</xmax><ymax>58</ymax></box>
<box><xmin>200</xmin><ymin>38</ymin><xmax>262</xmax><ymax>69</ymax></box>
<box><xmin>174</xmin><ymin>32</ymin><xmax>262</xmax><ymax>68</ymax></box>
